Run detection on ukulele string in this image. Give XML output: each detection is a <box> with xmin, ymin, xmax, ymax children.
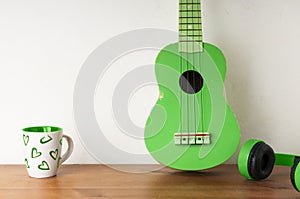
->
<box><xmin>199</xmin><ymin>0</ymin><xmax>204</xmax><ymax>137</ymax></box>
<box><xmin>180</xmin><ymin>45</ymin><xmax>183</xmax><ymax>142</ymax></box>
<box><xmin>179</xmin><ymin>0</ymin><xmax>183</xmax><ymax>143</ymax></box>
<box><xmin>186</xmin><ymin>6</ymin><xmax>190</xmax><ymax>143</ymax></box>
<box><xmin>192</xmin><ymin>0</ymin><xmax>197</xmax><ymax>139</ymax></box>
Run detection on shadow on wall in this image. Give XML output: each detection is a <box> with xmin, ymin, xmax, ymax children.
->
<box><xmin>204</xmin><ymin>0</ymin><xmax>278</xmax><ymax>163</ymax></box>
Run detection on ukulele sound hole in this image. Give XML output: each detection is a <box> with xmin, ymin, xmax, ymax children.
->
<box><xmin>179</xmin><ymin>70</ymin><xmax>203</xmax><ymax>94</ymax></box>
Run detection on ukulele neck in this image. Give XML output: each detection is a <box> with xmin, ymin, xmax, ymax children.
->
<box><xmin>179</xmin><ymin>0</ymin><xmax>203</xmax><ymax>53</ymax></box>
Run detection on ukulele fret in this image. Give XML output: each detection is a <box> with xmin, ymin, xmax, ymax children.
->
<box><xmin>179</xmin><ymin>40</ymin><xmax>202</xmax><ymax>42</ymax></box>
<box><xmin>179</xmin><ymin>10</ymin><xmax>201</xmax><ymax>13</ymax></box>
<box><xmin>179</xmin><ymin>17</ymin><xmax>201</xmax><ymax>19</ymax></box>
<box><xmin>179</xmin><ymin>2</ymin><xmax>201</xmax><ymax>5</ymax></box>
<box><xmin>180</xmin><ymin>32</ymin><xmax>202</xmax><ymax>36</ymax></box>
<box><xmin>179</xmin><ymin>28</ymin><xmax>202</xmax><ymax>31</ymax></box>
<box><xmin>179</xmin><ymin>34</ymin><xmax>202</xmax><ymax>37</ymax></box>
<box><xmin>180</xmin><ymin>19</ymin><xmax>201</xmax><ymax>24</ymax></box>
<box><xmin>179</xmin><ymin>22</ymin><xmax>202</xmax><ymax>24</ymax></box>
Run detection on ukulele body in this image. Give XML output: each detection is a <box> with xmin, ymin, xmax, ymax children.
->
<box><xmin>144</xmin><ymin>42</ymin><xmax>240</xmax><ymax>170</ymax></box>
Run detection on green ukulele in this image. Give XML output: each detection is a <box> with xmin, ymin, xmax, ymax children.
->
<box><xmin>144</xmin><ymin>0</ymin><xmax>240</xmax><ymax>170</ymax></box>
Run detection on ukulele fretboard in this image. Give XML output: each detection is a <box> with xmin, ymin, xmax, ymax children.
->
<box><xmin>179</xmin><ymin>0</ymin><xmax>203</xmax><ymax>52</ymax></box>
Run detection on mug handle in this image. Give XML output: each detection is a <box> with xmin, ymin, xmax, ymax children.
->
<box><xmin>60</xmin><ymin>135</ymin><xmax>74</xmax><ymax>165</ymax></box>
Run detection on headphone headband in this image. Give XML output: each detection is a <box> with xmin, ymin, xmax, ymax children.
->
<box><xmin>276</xmin><ymin>153</ymin><xmax>299</xmax><ymax>167</ymax></box>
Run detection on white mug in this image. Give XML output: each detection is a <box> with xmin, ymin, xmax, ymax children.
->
<box><xmin>22</xmin><ymin>126</ymin><xmax>74</xmax><ymax>178</ymax></box>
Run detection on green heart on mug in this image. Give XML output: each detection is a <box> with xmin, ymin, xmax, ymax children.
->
<box><xmin>59</xmin><ymin>138</ymin><xmax>63</xmax><ymax>146</ymax></box>
<box><xmin>31</xmin><ymin>147</ymin><xmax>42</xmax><ymax>158</ymax></box>
<box><xmin>23</xmin><ymin>134</ymin><xmax>29</xmax><ymax>146</ymax></box>
<box><xmin>24</xmin><ymin>158</ymin><xmax>30</xmax><ymax>168</ymax></box>
<box><xmin>49</xmin><ymin>149</ymin><xmax>58</xmax><ymax>160</ymax></box>
<box><xmin>57</xmin><ymin>156</ymin><xmax>62</xmax><ymax>169</ymax></box>
<box><xmin>40</xmin><ymin>135</ymin><xmax>53</xmax><ymax>144</ymax></box>
<box><xmin>38</xmin><ymin>161</ymin><xmax>50</xmax><ymax>170</ymax></box>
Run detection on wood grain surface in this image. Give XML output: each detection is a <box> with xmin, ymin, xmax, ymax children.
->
<box><xmin>0</xmin><ymin>164</ymin><xmax>299</xmax><ymax>199</ymax></box>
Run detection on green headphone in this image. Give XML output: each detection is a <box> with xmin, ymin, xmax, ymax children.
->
<box><xmin>238</xmin><ymin>139</ymin><xmax>300</xmax><ymax>192</ymax></box>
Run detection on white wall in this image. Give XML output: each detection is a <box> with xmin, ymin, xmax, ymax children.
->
<box><xmin>0</xmin><ymin>0</ymin><xmax>300</xmax><ymax>164</ymax></box>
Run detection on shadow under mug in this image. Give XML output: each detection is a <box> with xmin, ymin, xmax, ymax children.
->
<box><xmin>22</xmin><ymin>126</ymin><xmax>74</xmax><ymax>178</ymax></box>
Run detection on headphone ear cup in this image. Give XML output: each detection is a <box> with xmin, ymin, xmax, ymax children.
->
<box><xmin>248</xmin><ymin>142</ymin><xmax>275</xmax><ymax>180</ymax></box>
<box><xmin>290</xmin><ymin>157</ymin><xmax>300</xmax><ymax>192</ymax></box>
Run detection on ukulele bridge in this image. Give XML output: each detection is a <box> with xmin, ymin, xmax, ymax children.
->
<box><xmin>174</xmin><ymin>133</ymin><xmax>211</xmax><ymax>145</ymax></box>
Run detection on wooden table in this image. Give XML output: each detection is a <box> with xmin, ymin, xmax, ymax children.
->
<box><xmin>0</xmin><ymin>164</ymin><xmax>299</xmax><ymax>198</ymax></box>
